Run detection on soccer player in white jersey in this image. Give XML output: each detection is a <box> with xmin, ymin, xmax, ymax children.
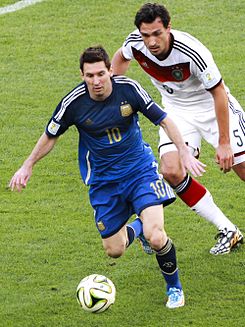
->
<box><xmin>112</xmin><ymin>2</ymin><xmax>244</xmax><ymax>255</ymax></box>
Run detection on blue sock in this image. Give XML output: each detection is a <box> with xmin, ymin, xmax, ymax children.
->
<box><xmin>162</xmin><ymin>270</ymin><xmax>182</xmax><ymax>292</ymax></box>
<box><xmin>126</xmin><ymin>217</ymin><xmax>143</xmax><ymax>247</ymax></box>
<box><xmin>127</xmin><ymin>217</ymin><xmax>143</xmax><ymax>238</ymax></box>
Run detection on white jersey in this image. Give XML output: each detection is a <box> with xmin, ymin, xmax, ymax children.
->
<box><xmin>122</xmin><ymin>29</ymin><xmax>225</xmax><ymax>112</ymax></box>
<box><xmin>122</xmin><ymin>29</ymin><xmax>245</xmax><ymax>164</ymax></box>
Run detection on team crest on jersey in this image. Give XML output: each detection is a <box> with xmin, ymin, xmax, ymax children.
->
<box><xmin>97</xmin><ymin>221</ymin><xmax>105</xmax><ymax>231</ymax></box>
<box><xmin>120</xmin><ymin>103</ymin><xmax>133</xmax><ymax>117</ymax></box>
<box><xmin>172</xmin><ymin>69</ymin><xmax>184</xmax><ymax>81</ymax></box>
<box><xmin>48</xmin><ymin>120</ymin><xmax>60</xmax><ymax>135</ymax></box>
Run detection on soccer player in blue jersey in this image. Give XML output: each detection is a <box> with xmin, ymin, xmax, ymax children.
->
<box><xmin>9</xmin><ymin>46</ymin><xmax>205</xmax><ymax>308</ymax></box>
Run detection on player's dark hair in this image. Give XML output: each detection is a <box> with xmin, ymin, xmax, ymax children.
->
<box><xmin>134</xmin><ymin>3</ymin><xmax>171</xmax><ymax>29</ymax></box>
<box><xmin>80</xmin><ymin>46</ymin><xmax>111</xmax><ymax>73</ymax></box>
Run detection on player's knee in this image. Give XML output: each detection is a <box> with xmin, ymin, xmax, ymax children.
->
<box><xmin>160</xmin><ymin>164</ymin><xmax>184</xmax><ymax>186</ymax></box>
<box><xmin>147</xmin><ymin>229</ymin><xmax>167</xmax><ymax>251</ymax></box>
<box><xmin>160</xmin><ymin>155</ymin><xmax>184</xmax><ymax>186</ymax></box>
<box><xmin>104</xmin><ymin>243</ymin><xmax>126</xmax><ymax>258</ymax></box>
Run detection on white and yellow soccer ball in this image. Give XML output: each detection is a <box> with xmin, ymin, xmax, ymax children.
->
<box><xmin>76</xmin><ymin>274</ymin><xmax>116</xmax><ymax>313</ymax></box>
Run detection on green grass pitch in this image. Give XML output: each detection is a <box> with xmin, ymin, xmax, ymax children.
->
<box><xmin>0</xmin><ymin>1</ymin><xmax>244</xmax><ymax>326</ymax></box>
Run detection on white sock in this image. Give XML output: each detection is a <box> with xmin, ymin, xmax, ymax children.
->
<box><xmin>191</xmin><ymin>191</ymin><xmax>236</xmax><ymax>231</ymax></box>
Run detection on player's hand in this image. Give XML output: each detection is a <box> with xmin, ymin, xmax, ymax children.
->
<box><xmin>215</xmin><ymin>144</ymin><xmax>234</xmax><ymax>173</ymax></box>
<box><xmin>180</xmin><ymin>149</ymin><xmax>206</xmax><ymax>177</ymax></box>
<box><xmin>9</xmin><ymin>165</ymin><xmax>32</xmax><ymax>192</ymax></box>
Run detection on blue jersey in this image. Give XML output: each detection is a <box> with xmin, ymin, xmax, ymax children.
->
<box><xmin>45</xmin><ymin>76</ymin><xmax>167</xmax><ymax>184</ymax></box>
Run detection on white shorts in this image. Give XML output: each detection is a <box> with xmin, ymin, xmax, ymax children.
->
<box><xmin>159</xmin><ymin>94</ymin><xmax>245</xmax><ymax>165</ymax></box>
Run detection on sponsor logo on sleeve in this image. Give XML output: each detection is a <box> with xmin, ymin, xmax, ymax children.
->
<box><xmin>205</xmin><ymin>72</ymin><xmax>213</xmax><ymax>82</ymax></box>
<box><xmin>48</xmin><ymin>120</ymin><xmax>60</xmax><ymax>135</ymax></box>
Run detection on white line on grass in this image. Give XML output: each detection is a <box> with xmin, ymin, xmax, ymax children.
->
<box><xmin>0</xmin><ymin>0</ymin><xmax>44</xmax><ymax>15</ymax></box>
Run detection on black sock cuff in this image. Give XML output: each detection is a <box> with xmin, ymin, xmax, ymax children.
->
<box><xmin>126</xmin><ymin>226</ymin><xmax>135</xmax><ymax>247</ymax></box>
<box><xmin>156</xmin><ymin>239</ymin><xmax>177</xmax><ymax>274</ymax></box>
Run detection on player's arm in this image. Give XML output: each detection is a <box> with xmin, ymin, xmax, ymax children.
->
<box><xmin>111</xmin><ymin>48</ymin><xmax>131</xmax><ymax>75</ymax></box>
<box><xmin>132</xmin><ymin>81</ymin><xmax>205</xmax><ymax>176</ymax></box>
<box><xmin>209</xmin><ymin>83</ymin><xmax>233</xmax><ymax>173</ymax></box>
<box><xmin>159</xmin><ymin>116</ymin><xmax>206</xmax><ymax>177</ymax></box>
<box><xmin>9</xmin><ymin>132</ymin><xmax>58</xmax><ymax>192</ymax></box>
<box><xmin>193</xmin><ymin>40</ymin><xmax>233</xmax><ymax>173</ymax></box>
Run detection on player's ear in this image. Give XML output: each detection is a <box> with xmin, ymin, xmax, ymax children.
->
<box><xmin>109</xmin><ymin>66</ymin><xmax>113</xmax><ymax>77</ymax></box>
<box><xmin>80</xmin><ymin>69</ymin><xmax>84</xmax><ymax>78</ymax></box>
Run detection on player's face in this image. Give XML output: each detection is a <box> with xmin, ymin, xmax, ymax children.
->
<box><xmin>82</xmin><ymin>61</ymin><xmax>113</xmax><ymax>101</ymax></box>
<box><xmin>139</xmin><ymin>17</ymin><xmax>171</xmax><ymax>59</ymax></box>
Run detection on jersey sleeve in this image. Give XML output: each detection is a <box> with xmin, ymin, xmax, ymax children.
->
<box><xmin>129</xmin><ymin>78</ymin><xmax>167</xmax><ymax>124</ymax></box>
<box><xmin>199</xmin><ymin>53</ymin><xmax>222</xmax><ymax>90</ymax></box>
<box><xmin>141</xmin><ymin>101</ymin><xmax>168</xmax><ymax>125</ymax></box>
<box><xmin>189</xmin><ymin>38</ymin><xmax>222</xmax><ymax>90</ymax></box>
<box><xmin>121</xmin><ymin>29</ymin><xmax>140</xmax><ymax>60</ymax></box>
<box><xmin>45</xmin><ymin>101</ymin><xmax>71</xmax><ymax>137</ymax></box>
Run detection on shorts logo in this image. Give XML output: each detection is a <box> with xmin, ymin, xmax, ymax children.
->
<box><xmin>172</xmin><ymin>69</ymin><xmax>183</xmax><ymax>81</ymax></box>
<box><xmin>120</xmin><ymin>103</ymin><xmax>133</xmax><ymax>117</ymax></box>
<box><xmin>48</xmin><ymin>120</ymin><xmax>60</xmax><ymax>135</ymax></box>
<box><xmin>97</xmin><ymin>221</ymin><xmax>106</xmax><ymax>231</ymax></box>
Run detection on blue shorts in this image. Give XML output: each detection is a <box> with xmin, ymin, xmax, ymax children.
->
<box><xmin>89</xmin><ymin>169</ymin><xmax>176</xmax><ymax>238</ymax></box>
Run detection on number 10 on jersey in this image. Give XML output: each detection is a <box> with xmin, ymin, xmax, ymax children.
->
<box><xmin>150</xmin><ymin>180</ymin><xmax>166</xmax><ymax>199</ymax></box>
<box><xmin>106</xmin><ymin>128</ymin><xmax>122</xmax><ymax>144</ymax></box>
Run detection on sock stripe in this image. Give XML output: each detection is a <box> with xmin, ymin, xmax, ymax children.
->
<box><xmin>173</xmin><ymin>175</ymin><xmax>190</xmax><ymax>194</ymax></box>
<box><xmin>156</xmin><ymin>238</ymin><xmax>172</xmax><ymax>256</ymax></box>
<box><xmin>160</xmin><ymin>267</ymin><xmax>178</xmax><ymax>275</ymax></box>
<box><xmin>175</xmin><ymin>175</ymin><xmax>207</xmax><ymax>207</ymax></box>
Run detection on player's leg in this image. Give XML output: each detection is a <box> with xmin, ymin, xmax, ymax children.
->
<box><xmin>232</xmin><ymin>162</ymin><xmax>245</xmax><ymax>180</ymax></box>
<box><xmin>101</xmin><ymin>219</ymin><xmax>145</xmax><ymax>258</ymax></box>
<box><xmin>140</xmin><ymin>205</ymin><xmax>184</xmax><ymax>309</ymax></box>
<box><xmin>189</xmin><ymin>98</ymin><xmax>244</xmax><ymax>254</ymax></box>
<box><xmin>126</xmin><ymin>216</ymin><xmax>158</xmax><ymax>254</ymax></box>
<box><xmin>159</xmin><ymin>126</ymin><xmax>242</xmax><ymax>255</ymax></box>
<box><xmin>130</xmin><ymin>169</ymin><xmax>183</xmax><ymax>308</ymax></box>
<box><xmin>129</xmin><ymin>169</ymin><xmax>175</xmax><ymax>255</ymax></box>
<box><xmin>101</xmin><ymin>226</ymin><xmax>128</xmax><ymax>258</ymax></box>
<box><xmin>102</xmin><ymin>218</ymin><xmax>146</xmax><ymax>258</ymax></box>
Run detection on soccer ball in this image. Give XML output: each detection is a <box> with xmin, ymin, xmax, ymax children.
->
<box><xmin>76</xmin><ymin>274</ymin><xmax>116</xmax><ymax>313</ymax></box>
